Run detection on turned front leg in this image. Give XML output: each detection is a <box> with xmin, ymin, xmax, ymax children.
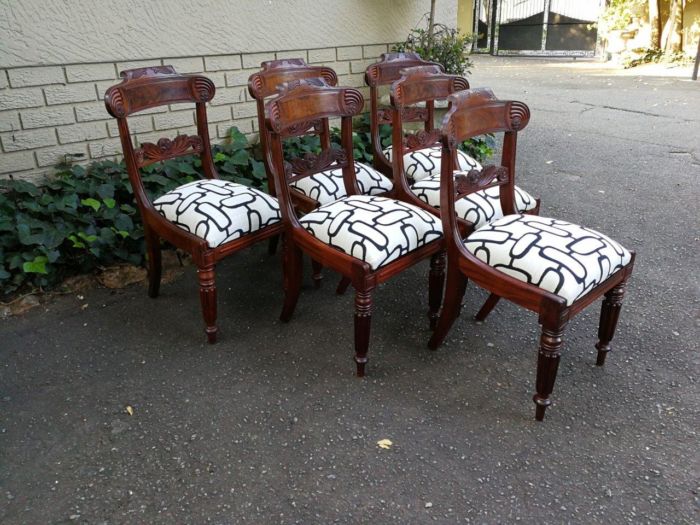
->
<box><xmin>428</xmin><ymin>252</ymin><xmax>446</xmax><ymax>330</ymax></box>
<box><xmin>533</xmin><ymin>324</ymin><xmax>566</xmax><ymax>421</ymax></box>
<box><xmin>354</xmin><ymin>288</ymin><xmax>373</xmax><ymax>377</ymax></box>
<box><xmin>197</xmin><ymin>265</ymin><xmax>217</xmax><ymax>344</ymax></box>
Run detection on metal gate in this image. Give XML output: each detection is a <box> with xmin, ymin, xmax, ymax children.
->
<box><xmin>473</xmin><ymin>0</ymin><xmax>604</xmax><ymax>56</ymax></box>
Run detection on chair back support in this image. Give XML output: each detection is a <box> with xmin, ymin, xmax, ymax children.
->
<box><xmin>388</xmin><ymin>67</ymin><xmax>470</xmax><ymax>199</ymax></box>
<box><xmin>365</xmin><ymin>53</ymin><xmax>444</xmax><ymax>176</ymax></box>
<box><xmin>439</xmin><ymin>88</ymin><xmax>531</xmax><ymax>249</ymax></box>
<box><xmin>104</xmin><ymin>66</ymin><xmax>216</xmax><ymax>211</ymax></box>
<box><xmin>265</xmin><ymin>81</ymin><xmax>364</xmax><ymax>223</ymax></box>
<box><xmin>248</xmin><ymin>59</ymin><xmax>338</xmax><ymax>194</ymax></box>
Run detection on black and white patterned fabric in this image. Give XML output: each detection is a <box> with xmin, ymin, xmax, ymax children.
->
<box><xmin>384</xmin><ymin>145</ymin><xmax>481</xmax><ymax>182</ymax></box>
<box><xmin>412</xmin><ymin>172</ymin><xmax>538</xmax><ymax>229</ymax></box>
<box><xmin>291</xmin><ymin>162</ymin><xmax>393</xmax><ymax>205</ymax></box>
<box><xmin>153</xmin><ymin>179</ymin><xmax>281</xmax><ymax>248</ymax></box>
<box><xmin>464</xmin><ymin>214</ymin><xmax>632</xmax><ymax>305</ymax></box>
<box><xmin>298</xmin><ymin>195</ymin><xmax>443</xmax><ymax>270</ymax></box>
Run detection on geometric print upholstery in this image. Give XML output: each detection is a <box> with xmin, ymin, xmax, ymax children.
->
<box><xmin>298</xmin><ymin>195</ymin><xmax>443</xmax><ymax>270</ymax></box>
<box><xmin>383</xmin><ymin>144</ymin><xmax>481</xmax><ymax>182</ymax></box>
<box><xmin>153</xmin><ymin>179</ymin><xmax>281</xmax><ymax>248</ymax></box>
<box><xmin>412</xmin><ymin>172</ymin><xmax>538</xmax><ymax>229</ymax></box>
<box><xmin>290</xmin><ymin>161</ymin><xmax>393</xmax><ymax>205</ymax></box>
<box><xmin>464</xmin><ymin>214</ymin><xmax>632</xmax><ymax>306</ymax></box>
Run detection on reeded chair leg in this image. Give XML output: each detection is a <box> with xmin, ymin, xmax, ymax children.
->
<box><xmin>428</xmin><ymin>264</ymin><xmax>467</xmax><ymax>350</ymax></box>
<box><xmin>354</xmin><ymin>288</ymin><xmax>373</xmax><ymax>377</ymax></box>
<box><xmin>144</xmin><ymin>225</ymin><xmax>162</xmax><ymax>298</ymax></box>
<box><xmin>280</xmin><ymin>241</ymin><xmax>303</xmax><ymax>323</ymax></box>
<box><xmin>595</xmin><ymin>281</ymin><xmax>627</xmax><ymax>366</ymax></box>
<box><xmin>533</xmin><ymin>323</ymin><xmax>566</xmax><ymax>421</ymax></box>
<box><xmin>475</xmin><ymin>293</ymin><xmax>500</xmax><ymax>321</ymax></box>
<box><xmin>197</xmin><ymin>265</ymin><xmax>217</xmax><ymax>344</ymax></box>
<box><xmin>428</xmin><ymin>251</ymin><xmax>446</xmax><ymax>330</ymax></box>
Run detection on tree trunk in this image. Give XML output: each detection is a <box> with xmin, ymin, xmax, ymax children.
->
<box><xmin>427</xmin><ymin>0</ymin><xmax>436</xmax><ymax>56</ymax></box>
<box><xmin>661</xmin><ymin>0</ymin><xmax>684</xmax><ymax>53</ymax></box>
<box><xmin>649</xmin><ymin>0</ymin><xmax>661</xmax><ymax>49</ymax></box>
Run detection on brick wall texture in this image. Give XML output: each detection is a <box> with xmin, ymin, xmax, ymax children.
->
<box><xmin>0</xmin><ymin>44</ymin><xmax>392</xmax><ymax>182</ymax></box>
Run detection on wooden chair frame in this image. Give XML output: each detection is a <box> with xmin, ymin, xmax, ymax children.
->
<box><xmin>248</xmin><ymin>58</ymin><xmax>338</xmax><ymax>213</ymax></box>
<box><xmin>104</xmin><ymin>66</ymin><xmax>283</xmax><ymax>343</ymax></box>
<box><xmin>265</xmin><ymin>81</ymin><xmax>446</xmax><ymax>376</ymax></box>
<box><xmin>429</xmin><ymin>88</ymin><xmax>635</xmax><ymax>421</ymax></box>
<box><xmin>365</xmin><ymin>52</ymin><xmax>444</xmax><ymax>178</ymax></box>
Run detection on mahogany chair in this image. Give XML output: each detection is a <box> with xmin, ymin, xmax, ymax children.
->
<box><xmin>104</xmin><ymin>66</ymin><xmax>284</xmax><ymax>343</ymax></box>
<box><xmin>389</xmin><ymin>66</ymin><xmax>541</xmax><ymax>319</ymax></box>
<box><xmin>365</xmin><ymin>52</ymin><xmax>480</xmax><ymax>182</ymax></box>
<box><xmin>429</xmin><ymin>88</ymin><xmax>635</xmax><ymax>421</ymax></box>
<box><xmin>265</xmin><ymin>80</ymin><xmax>446</xmax><ymax>376</ymax></box>
<box><xmin>248</xmin><ymin>59</ymin><xmax>393</xmax><ymax>210</ymax></box>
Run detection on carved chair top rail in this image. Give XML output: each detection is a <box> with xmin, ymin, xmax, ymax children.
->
<box><xmin>265</xmin><ymin>82</ymin><xmax>364</xmax><ymax>134</ymax></box>
<box><xmin>104</xmin><ymin>65</ymin><xmax>215</xmax><ymax>118</ymax></box>
<box><xmin>390</xmin><ymin>67</ymin><xmax>470</xmax><ymax>108</ymax></box>
<box><xmin>440</xmin><ymin>88</ymin><xmax>530</xmax><ymax>147</ymax></box>
<box><xmin>248</xmin><ymin>58</ymin><xmax>338</xmax><ymax>100</ymax></box>
<box><xmin>365</xmin><ymin>52</ymin><xmax>443</xmax><ymax>87</ymax></box>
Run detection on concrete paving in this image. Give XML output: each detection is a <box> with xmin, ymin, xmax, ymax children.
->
<box><xmin>1</xmin><ymin>56</ymin><xmax>699</xmax><ymax>524</ymax></box>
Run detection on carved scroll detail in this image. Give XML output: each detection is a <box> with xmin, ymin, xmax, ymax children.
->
<box><xmin>509</xmin><ymin>101</ymin><xmax>530</xmax><ymax>130</ymax></box>
<box><xmin>134</xmin><ymin>135</ymin><xmax>203</xmax><ymax>167</ymax></box>
<box><xmin>287</xmin><ymin>148</ymin><xmax>348</xmax><ymax>179</ymax></box>
<box><xmin>454</xmin><ymin>165</ymin><xmax>509</xmax><ymax>197</ymax></box>
<box><xmin>282</xmin><ymin>119</ymin><xmax>324</xmax><ymax>138</ymax></box>
<box><xmin>105</xmin><ymin>87</ymin><xmax>126</xmax><ymax>118</ymax></box>
<box><xmin>340</xmin><ymin>89</ymin><xmax>363</xmax><ymax>115</ymax></box>
<box><xmin>190</xmin><ymin>76</ymin><xmax>215</xmax><ymax>102</ymax></box>
<box><xmin>404</xmin><ymin>129</ymin><xmax>442</xmax><ymax>150</ymax></box>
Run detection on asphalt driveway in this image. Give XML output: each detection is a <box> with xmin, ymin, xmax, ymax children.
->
<box><xmin>1</xmin><ymin>56</ymin><xmax>698</xmax><ymax>524</ymax></box>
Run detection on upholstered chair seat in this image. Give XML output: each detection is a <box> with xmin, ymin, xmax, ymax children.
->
<box><xmin>298</xmin><ymin>195</ymin><xmax>442</xmax><ymax>270</ymax></box>
<box><xmin>290</xmin><ymin>162</ymin><xmax>393</xmax><ymax>205</ymax></box>
<box><xmin>412</xmin><ymin>171</ymin><xmax>538</xmax><ymax>229</ymax></box>
<box><xmin>464</xmin><ymin>214</ymin><xmax>632</xmax><ymax>306</ymax></box>
<box><xmin>153</xmin><ymin>179</ymin><xmax>281</xmax><ymax>248</ymax></box>
<box><xmin>383</xmin><ymin>144</ymin><xmax>480</xmax><ymax>182</ymax></box>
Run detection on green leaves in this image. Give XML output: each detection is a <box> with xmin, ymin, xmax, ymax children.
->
<box><xmin>81</xmin><ymin>198</ymin><xmax>101</xmax><ymax>212</ymax></box>
<box><xmin>392</xmin><ymin>23</ymin><xmax>473</xmax><ymax>76</ymax></box>
<box><xmin>23</xmin><ymin>256</ymin><xmax>48</xmax><ymax>274</ymax></box>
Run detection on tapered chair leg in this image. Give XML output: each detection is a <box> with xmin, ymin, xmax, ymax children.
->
<box><xmin>311</xmin><ymin>259</ymin><xmax>323</xmax><ymax>289</ymax></box>
<box><xmin>475</xmin><ymin>293</ymin><xmax>500</xmax><ymax>321</ymax></box>
<box><xmin>197</xmin><ymin>265</ymin><xmax>217</xmax><ymax>344</ymax></box>
<box><xmin>595</xmin><ymin>281</ymin><xmax>627</xmax><ymax>366</ymax></box>
<box><xmin>144</xmin><ymin>225</ymin><xmax>162</xmax><ymax>298</ymax></box>
<box><xmin>533</xmin><ymin>324</ymin><xmax>566</xmax><ymax>421</ymax></box>
<box><xmin>428</xmin><ymin>252</ymin><xmax>446</xmax><ymax>330</ymax></box>
<box><xmin>280</xmin><ymin>240</ymin><xmax>303</xmax><ymax>323</ymax></box>
<box><xmin>354</xmin><ymin>288</ymin><xmax>373</xmax><ymax>377</ymax></box>
<box><xmin>428</xmin><ymin>264</ymin><xmax>467</xmax><ymax>350</ymax></box>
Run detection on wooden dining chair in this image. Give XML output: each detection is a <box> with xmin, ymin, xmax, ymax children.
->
<box><xmin>429</xmin><ymin>88</ymin><xmax>635</xmax><ymax>421</ymax></box>
<box><xmin>365</xmin><ymin>52</ymin><xmax>480</xmax><ymax>181</ymax></box>
<box><xmin>249</xmin><ymin>59</ymin><xmax>393</xmax><ymax>210</ymax></box>
<box><xmin>265</xmin><ymin>80</ymin><xmax>446</xmax><ymax>376</ymax></box>
<box><xmin>104</xmin><ymin>66</ymin><xmax>284</xmax><ymax>343</ymax></box>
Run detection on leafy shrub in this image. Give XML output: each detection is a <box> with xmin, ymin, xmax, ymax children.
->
<box><xmin>393</xmin><ymin>22</ymin><xmax>473</xmax><ymax>76</ymax></box>
<box><xmin>0</xmin><ymin>122</ymin><xmax>492</xmax><ymax>300</ymax></box>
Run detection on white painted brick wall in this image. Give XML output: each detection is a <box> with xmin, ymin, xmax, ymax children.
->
<box><xmin>1</xmin><ymin>128</ymin><xmax>57</xmax><ymax>151</ymax></box>
<box><xmin>57</xmin><ymin>122</ymin><xmax>109</xmax><ymax>144</ymax></box>
<box><xmin>44</xmin><ymin>84</ymin><xmax>96</xmax><ymax>105</ymax></box>
<box><xmin>21</xmin><ymin>106</ymin><xmax>75</xmax><ymax>129</ymax></box>
<box><xmin>66</xmin><ymin>63</ymin><xmax>117</xmax><ymax>82</ymax></box>
<box><xmin>8</xmin><ymin>67</ymin><xmax>65</xmax><ymax>87</ymax></box>
<box><xmin>0</xmin><ymin>43</ymin><xmax>393</xmax><ymax>180</ymax></box>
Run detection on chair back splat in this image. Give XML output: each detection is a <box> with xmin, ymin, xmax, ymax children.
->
<box><xmin>365</xmin><ymin>53</ymin><xmax>443</xmax><ymax>177</ymax></box>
